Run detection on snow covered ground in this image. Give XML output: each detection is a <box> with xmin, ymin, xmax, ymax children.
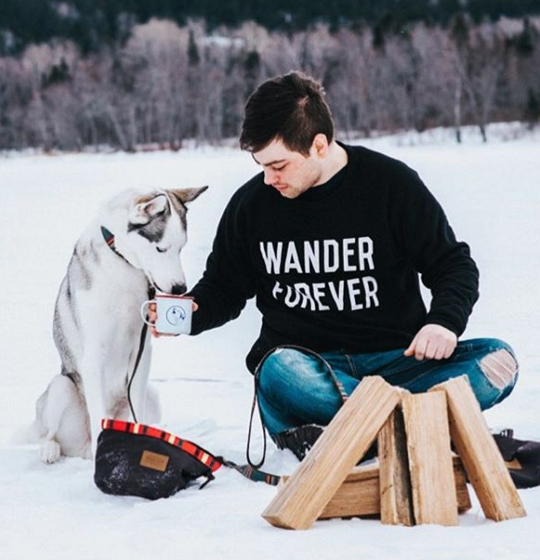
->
<box><xmin>1</xmin><ymin>127</ymin><xmax>539</xmax><ymax>560</ymax></box>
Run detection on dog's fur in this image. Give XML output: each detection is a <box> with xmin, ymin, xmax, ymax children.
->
<box><xmin>32</xmin><ymin>186</ymin><xmax>207</xmax><ymax>463</ymax></box>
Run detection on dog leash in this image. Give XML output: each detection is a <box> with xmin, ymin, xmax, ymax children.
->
<box><xmin>216</xmin><ymin>344</ymin><xmax>354</xmax><ymax>486</ymax></box>
<box><xmin>122</xmin><ymin>316</ymin><xmax>283</xmax><ymax>486</ymax></box>
<box><xmin>127</xmin><ymin>285</ymin><xmax>156</xmax><ymax>424</ymax></box>
<box><xmin>101</xmin><ymin>226</ymin><xmax>134</xmax><ymax>267</ymax></box>
<box><xmin>101</xmin><ymin>224</ymin><xmax>157</xmax><ymax>424</ymax></box>
<box><xmin>100</xmin><ymin>227</ymin><xmax>301</xmax><ymax>487</ymax></box>
<box><xmin>246</xmin><ymin>344</ymin><xmax>349</xmax><ymax>470</ymax></box>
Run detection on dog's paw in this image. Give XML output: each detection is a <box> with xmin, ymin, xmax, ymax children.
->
<box><xmin>40</xmin><ymin>440</ymin><xmax>62</xmax><ymax>464</ymax></box>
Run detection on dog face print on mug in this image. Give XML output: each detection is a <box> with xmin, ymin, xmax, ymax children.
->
<box><xmin>165</xmin><ymin>305</ymin><xmax>186</xmax><ymax>327</ymax></box>
<box><xmin>141</xmin><ymin>294</ymin><xmax>193</xmax><ymax>335</ymax></box>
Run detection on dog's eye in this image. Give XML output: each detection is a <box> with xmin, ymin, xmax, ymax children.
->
<box><xmin>156</xmin><ymin>247</ymin><xmax>167</xmax><ymax>253</ymax></box>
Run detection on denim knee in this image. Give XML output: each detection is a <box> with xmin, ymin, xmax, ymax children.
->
<box><xmin>256</xmin><ymin>347</ymin><xmax>351</xmax><ymax>429</ymax></box>
<box><xmin>258</xmin><ymin>348</ymin><xmax>311</xmax><ymax>401</ymax></box>
<box><xmin>465</xmin><ymin>338</ymin><xmax>518</xmax><ymax>408</ymax></box>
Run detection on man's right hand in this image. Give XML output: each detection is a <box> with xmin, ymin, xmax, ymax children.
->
<box><xmin>148</xmin><ymin>300</ymin><xmax>198</xmax><ymax>339</ymax></box>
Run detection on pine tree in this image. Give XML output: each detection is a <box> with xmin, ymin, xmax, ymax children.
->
<box><xmin>188</xmin><ymin>29</ymin><xmax>200</xmax><ymax>66</ymax></box>
<box><xmin>514</xmin><ymin>17</ymin><xmax>536</xmax><ymax>56</ymax></box>
<box><xmin>525</xmin><ymin>88</ymin><xmax>540</xmax><ymax>129</ymax></box>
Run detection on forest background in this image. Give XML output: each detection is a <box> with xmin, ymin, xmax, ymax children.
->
<box><xmin>1</xmin><ymin>0</ymin><xmax>540</xmax><ymax>151</ymax></box>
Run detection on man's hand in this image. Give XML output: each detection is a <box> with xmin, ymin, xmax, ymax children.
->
<box><xmin>148</xmin><ymin>300</ymin><xmax>198</xmax><ymax>339</ymax></box>
<box><xmin>404</xmin><ymin>324</ymin><xmax>457</xmax><ymax>361</ymax></box>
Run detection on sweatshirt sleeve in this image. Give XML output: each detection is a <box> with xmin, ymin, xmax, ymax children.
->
<box><xmin>395</xmin><ymin>167</ymin><xmax>479</xmax><ymax>336</ymax></box>
<box><xmin>187</xmin><ymin>190</ymin><xmax>257</xmax><ymax>335</ymax></box>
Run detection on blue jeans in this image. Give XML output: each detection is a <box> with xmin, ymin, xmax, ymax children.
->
<box><xmin>256</xmin><ymin>338</ymin><xmax>518</xmax><ymax>436</ymax></box>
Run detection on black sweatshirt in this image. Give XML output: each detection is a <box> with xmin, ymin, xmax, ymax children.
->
<box><xmin>189</xmin><ymin>144</ymin><xmax>479</xmax><ymax>373</ymax></box>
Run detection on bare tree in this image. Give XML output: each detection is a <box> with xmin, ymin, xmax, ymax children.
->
<box><xmin>1</xmin><ymin>17</ymin><xmax>539</xmax><ymax>151</ymax></box>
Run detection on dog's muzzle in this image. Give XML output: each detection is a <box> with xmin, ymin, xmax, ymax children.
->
<box><xmin>170</xmin><ymin>283</ymin><xmax>187</xmax><ymax>295</ymax></box>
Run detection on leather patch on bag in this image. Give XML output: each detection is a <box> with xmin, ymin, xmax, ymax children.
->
<box><xmin>140</xmin><ymin>450</ymin><xmax>170</xmax><ymax>472</ymax></box>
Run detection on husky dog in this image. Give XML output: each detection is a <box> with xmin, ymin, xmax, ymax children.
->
<box><xmin>33</xmin><ymin>186</ymin><xmax>207</xmax><ymax>464</ymax></box>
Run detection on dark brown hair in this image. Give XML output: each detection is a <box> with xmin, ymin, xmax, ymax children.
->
<box><xmin>239</xmin><ymin>71</ymin><xmax>334</xmax><ymax>155</ymax></box>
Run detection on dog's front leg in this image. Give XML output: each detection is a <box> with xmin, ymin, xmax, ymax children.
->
<box><xmin>128</xmin><ymin>340</ymin><xmax>153</xmax><ymax>424</ymax></box>
<box><xmin>81</xmin><ymin>366</ymin><xmax>108</xmax><ymax>459</ymax></box>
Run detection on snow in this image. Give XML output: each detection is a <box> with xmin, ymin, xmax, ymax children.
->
<box><xmin>1</xmin><ymin>128</ymin><xmax>539</xmax><ymax>559</ymax></box>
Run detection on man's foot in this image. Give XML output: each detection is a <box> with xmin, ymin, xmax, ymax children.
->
<box><xmin>272</xmin><ymin>424</ymin><xmax>377</xmax><ymax>463</ymax></box>
<box><xmin>272</xmin><ymin>424</ymin><xmax>324</xmax><ymax>461</ymax></box>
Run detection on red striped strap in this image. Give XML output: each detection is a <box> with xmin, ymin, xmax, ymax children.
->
<box><xmin>101</xmin><ymin>419</ymin><xmax>222</xmax><ymax>473</ymax></box>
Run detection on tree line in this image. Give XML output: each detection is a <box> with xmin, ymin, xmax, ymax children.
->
<box><xmin>2</xmin><ymin>0</ymin><xmax>540</xmax><ymax>54</ymax></box>
<box><xmin>0</xmin><ymin>15</ymin><xmax>539</xmax><ymax>152</ymax></box>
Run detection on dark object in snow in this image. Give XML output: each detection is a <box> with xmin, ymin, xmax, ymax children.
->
<box><xmin>94</xmin><ymin>419</ymin><xmax>221</xmax><ymax>500</ymax></box>
<box><xmin>272</xmin><ymin>423</ymin><xmax>377</xmax><ymax>463</ymax></box>
<box><xmin>493</xmin><ymin>429</ymin><xmax>540</xmax><ymax>489</ymax></box>
<box><xmin>272</xmin><ymin>424</ymin><xmax>325</xmax><ymax>461</ymax></box>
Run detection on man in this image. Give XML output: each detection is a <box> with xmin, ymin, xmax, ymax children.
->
<box><xmin>151</xmin><ymin>72</ymin><xmax>518</xmax><ymax>460</ymax></box>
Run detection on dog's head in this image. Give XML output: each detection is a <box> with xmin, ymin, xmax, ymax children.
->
<box><xmin>112</xmin><ymin>187</ymin><xmax>207</xmax><ymax>294</ymax></box>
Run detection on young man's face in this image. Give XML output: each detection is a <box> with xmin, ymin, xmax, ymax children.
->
<box><xmin>252</xmin><ymin>138</ymin><xmax>325</xmax><ymax>199</ymax></box>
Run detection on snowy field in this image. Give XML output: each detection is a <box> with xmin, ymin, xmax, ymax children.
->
<box><xmin>1</xmin><ymin>127</ymin><xmax>539</xmax><ymax>560</ymax></box>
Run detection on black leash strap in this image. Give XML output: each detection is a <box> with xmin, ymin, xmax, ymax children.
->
<box><xmin>219</xmin><ymin>457</ymin><xmax>281</xmax><ymax>486</ymax></box>
<box><xmin>127</xmin><ymin>286</ymin><xmax>156</xmax><ymax>424</ymax></box>
<box><xmin>101</xmin><ymin>223</ymin><xmax>156</xmax><ymax>424</ymax></box>
<box><xmin>245</xmin><ymin>367</ymin><xmax>267</xmax><ymax>469</ymax></box>
<box><xmin>127</xmin><ymin>322</ymin><xmax>148</xmax><ymax>424</ymax></box>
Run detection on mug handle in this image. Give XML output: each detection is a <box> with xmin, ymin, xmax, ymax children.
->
<box><xmin>140</xmin><ymin>300</ymin><xmax>156</xmax><ymax>326</ymax></box>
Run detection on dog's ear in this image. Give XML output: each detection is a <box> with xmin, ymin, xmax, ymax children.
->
<box><xmin>168</xmin><ymin>186</ymin><xmax>208</xmax><ymax>206</ymax></box>
<box><xmin>130</xmin><ymin>193</ymin><xmax>169</xmax><ymax>225</ymax></box>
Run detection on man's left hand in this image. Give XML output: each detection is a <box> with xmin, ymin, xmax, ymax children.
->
<box><xmin>404</xmin><ymin>324</ymin><xmax>457</xmax><ymax>361</ymax></box>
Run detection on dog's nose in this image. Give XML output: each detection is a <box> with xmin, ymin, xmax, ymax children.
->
<box><xmin>171</xmin><ymin>284</ymin><xmax>187</xmax><ymax>295</ymax></box>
